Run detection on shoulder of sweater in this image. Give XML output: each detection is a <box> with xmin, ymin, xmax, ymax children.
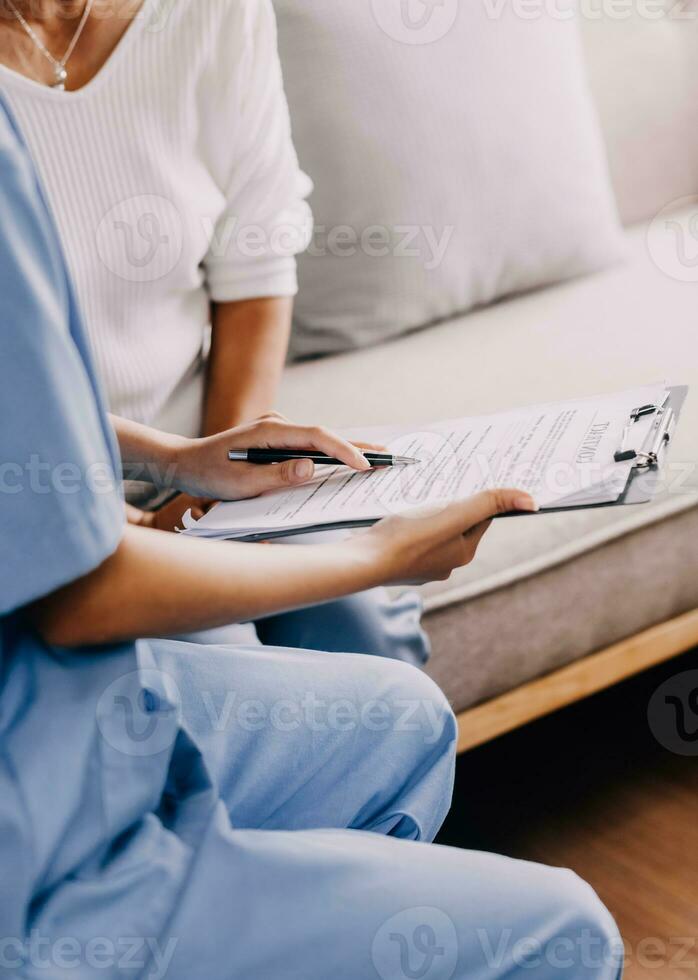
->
<box><xmin>158</xmin><ymin>0</ymin><xmax>278</xmax><ymax>68</ymax></box>
<box><xmin>158</xmin><ymin>0</ymin><xmax>262</xmax><ymax>37</ymax></box>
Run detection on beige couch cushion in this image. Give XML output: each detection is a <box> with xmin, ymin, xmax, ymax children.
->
<box><xmin>274</xmin><ymin>0</ymin><xmax>622</xmax><ymax>359</ymax></box>
<box><xmin>279</xmin><ymin>207</ymin><xmax>698</xmax><ymax>710</ymax></box>
<box><xmin>426</xmin><ymin>505</ymin><xmax>698</xmax><ymax>713</ymax></box>
<box><xmin>580</xmin><ymin>3</ymin><xmax>698</xmax><ymax>226</ymax></box>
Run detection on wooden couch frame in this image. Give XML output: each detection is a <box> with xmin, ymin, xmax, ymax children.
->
<box><xmin>456</xmin><ymin>608</ymin><xmax>698</xmax><ymax>753</ymax></box>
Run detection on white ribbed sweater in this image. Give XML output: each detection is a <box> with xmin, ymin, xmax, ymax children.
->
<box><xmin>1</xmin><ymin>0</ymin><xmax>312</xmax><ymax>431</ymax></box>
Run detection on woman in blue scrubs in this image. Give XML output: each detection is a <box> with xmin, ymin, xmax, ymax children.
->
<box><xmin>0</xmin><ymin>101</ymin><xmax>623</xmax><ymax>980</ymax></box>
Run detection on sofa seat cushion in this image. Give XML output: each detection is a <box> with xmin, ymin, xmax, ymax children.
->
<box><xmin>425</xmin><ymin>504</ymin><xmax>698</xmax><ymax>713</ymax></box>
<box><xmin>280</xmin><ymin>204</ymin><xmax>698</xmax><ymax>606</ymax></box>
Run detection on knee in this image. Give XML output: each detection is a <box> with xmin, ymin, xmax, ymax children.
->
<box><xmin>375</xmin><ymin>658</ymin><xmax>456</xmax><ymax>747</ymax></box>
<box><xmin>358</xmin><ymin>659</ymin><xmax>456</xmax><ymax>838</ymax></box>
<box><xmin>545</xmin><ymin>870</ymin><xmax>623</xmax><ymax>978</ymax></box>
<box><xmin>472</xmin><ymin>863</ymin><xmax>623</xmax><ymax>978</ymax></box>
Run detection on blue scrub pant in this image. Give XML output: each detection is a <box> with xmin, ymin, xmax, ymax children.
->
<box><xmin>177</xmin><ymin>586</ymin><xmax>431</xmax><ymax>667</ymax></box>
<box><xmin>148</xmin><ymin>639</ymin><xmax>623</xmax><ymax>980</ymax></box>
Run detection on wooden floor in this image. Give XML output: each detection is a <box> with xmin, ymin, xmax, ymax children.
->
<box><xmin>437</xmin><ymin>648</ymin><xmax>698</xmax><ymax>979</ymax></box>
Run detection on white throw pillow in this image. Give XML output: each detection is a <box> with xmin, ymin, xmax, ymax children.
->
<box><xmin>273</xmin><ymin>0</ymin><xmax>624</xmax><ymax>359</ymax></box>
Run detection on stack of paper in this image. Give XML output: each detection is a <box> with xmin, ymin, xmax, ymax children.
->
<box><xmin>183</xmin><ymin>384</ymin><xmax>670</xmax><ymax>542</ymax></box>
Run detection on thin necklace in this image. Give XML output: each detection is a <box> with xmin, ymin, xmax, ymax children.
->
<box><xmin>6</xmin><ymin>0</ymin><xmax>95</xmax><ymax>90</ymax></box>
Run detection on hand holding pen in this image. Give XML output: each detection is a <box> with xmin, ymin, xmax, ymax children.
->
<box><xmin>165</xmin><ymin>412</ymin><xmax>416</xmax><ymax>502</ymax></box>
<box><xmin>228</xmin><ymin>449</ymin><xmax>419</xmax><ymax>467</ymax></box>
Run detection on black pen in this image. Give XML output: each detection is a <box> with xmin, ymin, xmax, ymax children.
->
<box><xmin>227</xmin><ymin>449</ymin><xmax>421</xmax><ymax>467</ymax></box>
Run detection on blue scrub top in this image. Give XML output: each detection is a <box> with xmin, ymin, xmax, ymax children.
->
<box><xmin>0</xmin><ymin>99</ymin><xmax>214</xmax><ymax>970</ymax></box>
<box><xmin>0</xmin><ymin>100</ymin><xmax>619</xmax><ymax>980</ymax></box>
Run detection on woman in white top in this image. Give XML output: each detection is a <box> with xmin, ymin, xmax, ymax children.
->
<box><xmin>0</xmin><ymin>0</ymin><xmax>429</xmax><ymax>664</ymax></box>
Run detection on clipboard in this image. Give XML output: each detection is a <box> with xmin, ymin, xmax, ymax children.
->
<box><xmin>186</xmin><ymin>385</ymin><xmax>690</xmax><ymax>540</ymax></box>
<box><xmin>539</xmin><ymin>385</ymin><xmax>688</xmax><ymax>514</ymax></box>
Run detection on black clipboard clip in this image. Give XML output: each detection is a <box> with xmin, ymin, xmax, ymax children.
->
<box><xmin>614</xmin><ymin>393</ymin><xmax>675</xmax><ymax>467</ymax></box>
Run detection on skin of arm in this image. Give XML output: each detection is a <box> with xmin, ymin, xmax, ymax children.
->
<box><xmin>32</xmin><ymin>489</ymin><xmax>536</xmax><ymax>648</ymax></box>
<box><xmin>112</xmin><ymin>412</ymin><xmax>371</xmax><ymax>501</ymax></box>
<box><xmin>124</xmin><ymin>297</ymin><xmax>293</xmax><ymax>530</ymax></box>
<box><xmin>34</xmin><ymin>525</ymin><xmax>384</xmax><ymax>647</ymax></box>
<box><xmin>54</xmin><ymin>415</ymin><xmax>534</xmax><ymax>649</ymax></box>
<box><xmin>204</xmin><ymin>297</ymin><xmax>293</xmax><ymax>436</ymax></box>
<box><xmin>113</xmin><ymin>414</ymin><xmax>187</xmax><ymax>486</ymax></box>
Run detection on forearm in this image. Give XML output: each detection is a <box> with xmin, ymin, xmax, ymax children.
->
<box><xmin>110</xmin><ymin>414</ymin><xmax>185</xmax><ymax>486</ymax></box>
<box><xmin>33</xmin><ymin>525</ymin><xmax>383</xmax><ymax>648</ymax></box>
<box><xmin>203</xmin><ymin>297</ymin><xmax>292</xmax><ymax>435</ymax></box>
<box><xmin>33</xmin><ymin>488</ymin><xmax>533</xmax><ymax>648</ymax></box>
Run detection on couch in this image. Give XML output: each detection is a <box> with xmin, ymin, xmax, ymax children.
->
<box><xmin>278</xmin><ymin>4</ymin><xmax>698</xmax><ymax>750</ymax></box>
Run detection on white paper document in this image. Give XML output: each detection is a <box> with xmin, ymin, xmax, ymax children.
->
<box><xmin>183</xmin><ymin>384</ymin><xmax>669</xmax><ymax>541</ymax></box>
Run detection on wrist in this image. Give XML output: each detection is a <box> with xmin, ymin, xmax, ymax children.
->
<box><xmin>157</xmin><ymin>433</ymin><xmax>196</xmax><ymax>491</ymax></box>
<box><xmin>339</xmin><ymin>531</ymin><xmax>394</xmax><ymax>592</ymax></box>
